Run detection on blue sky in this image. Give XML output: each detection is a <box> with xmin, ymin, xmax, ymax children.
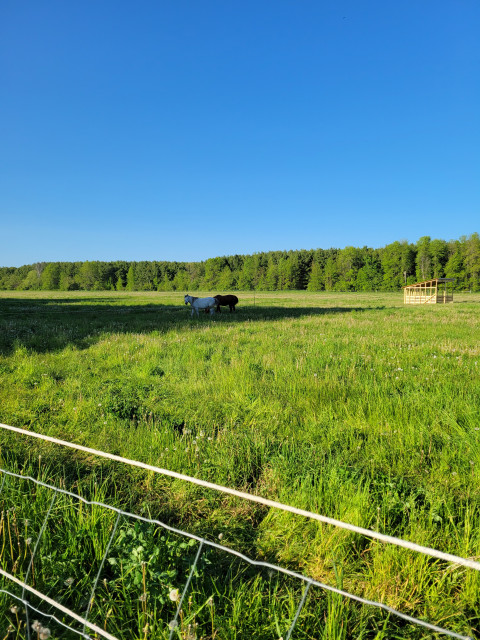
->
<box><xmin>1</xmin><ymin>1</ymin><xmax>479</xmax><ymax>267</ymax></box>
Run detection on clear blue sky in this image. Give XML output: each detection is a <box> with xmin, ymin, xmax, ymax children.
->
<box><xmin>1</xmin><ymin>1</ymin><xmax>479</xmax><ymax>267</ymax></box>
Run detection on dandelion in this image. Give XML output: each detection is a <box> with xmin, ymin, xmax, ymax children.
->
<box><xmin>32</xmin><ymin>621</ymin><xmax>42</xmax><ymax>632</ymax></box>
<box><xmin>169</xmin><ymin>588</ymin><xmax>180</xmax><ymax>602</ymax></box>
<box><xmin>10</xmin><ymin>605</ymin><xmax>19</xmax><ymax>614</ymax></box>
<box><xmin>26</xmin><ymin>538</ymin><xmax>32</xmax><ymax>545</ymax></box>
<box><xmin>207</xmin><ymin>596</ymin><xmax>214</xmax><ymax>607</ymax></box>
<box><xmin>143</xmin><ymin>623</ymin><xmax>150</xmax><ymax>634</ymax></box>
<box><xmin>139</xmin><ymin>593</ymin><xmax>147</xmax><ymax>602</ymax></box>
<box><xmin>168</xmin><ymin>620</ymin><xmax>179</xmax><ymax>630</ymax></box>
<box><xmin>64</xmin><ymin>577</ymin><xmax>74</xmax><ymax>587</ymax></box>
<box><xmin>40</xmin><ymin>629</ymin><xmax>51</xmax><ymax>640</ymax></box>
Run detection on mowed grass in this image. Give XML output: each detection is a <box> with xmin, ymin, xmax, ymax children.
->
<box><xmin>0</xmin><ymin>290</ymin><xmax>479</xmax><ymax>639</ymax></box>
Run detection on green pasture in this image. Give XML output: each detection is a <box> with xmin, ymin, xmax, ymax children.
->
<box><xmin>0</xmin><ymin>290</ymin><xmax>479</xmax><ymax>639</ymax></box>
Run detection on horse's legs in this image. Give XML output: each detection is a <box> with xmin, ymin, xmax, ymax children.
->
<box><xmin>216</xmin><ymin>305</ymin><xmax>221</xmax><ymax>313</ymax></box>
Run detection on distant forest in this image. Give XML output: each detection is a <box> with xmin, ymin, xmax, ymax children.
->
<box><xmin>2</xmin><ymin>234</ymin><xmax>480</xmax><ymax>293</ymax></box>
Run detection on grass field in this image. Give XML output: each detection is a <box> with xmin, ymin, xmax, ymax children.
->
<box><xmin>0</xmin><ymin>290</ymin><xmax>479</xmax><ymax>639</ymax></box>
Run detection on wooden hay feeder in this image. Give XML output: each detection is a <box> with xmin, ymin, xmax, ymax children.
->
<box><xmin>403</xmin><ymin>278</ymin><xmax>455</xmax><ymax>304</ymax></box>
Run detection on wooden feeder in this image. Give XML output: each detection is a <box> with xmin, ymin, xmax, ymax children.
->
<box><xmin>403</xmin><ymin>278</ymin><xmax>455</xmax><ymax>304</ymax></box>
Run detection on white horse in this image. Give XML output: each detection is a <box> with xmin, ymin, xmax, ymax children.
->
<box><xmin>184</xmin><ymin>294</ymin><xmax>217</xmax><ymax>317</ymax></box>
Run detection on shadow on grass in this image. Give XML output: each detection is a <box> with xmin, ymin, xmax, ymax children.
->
<box><xmin>0</xmin><ymin>296</ymin><xmax>385</xmax><ymax>355</ymax></box>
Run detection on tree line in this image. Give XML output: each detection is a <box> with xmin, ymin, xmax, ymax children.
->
<box><xmin>1</xmin><ymin>234</ymin><xmax>480</xmax><ymax>293</ymax></box>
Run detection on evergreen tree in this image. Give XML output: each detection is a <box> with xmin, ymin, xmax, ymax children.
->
<box><xmin>265</xmin><ymin>258</ymin><xmax>278</xmax><ymax>291</ymax></box>
<box><xmin>323</xmin><ymin>256</ymin><xmax>338</xmax><ymax>290</ymax></box>
<box><xmin>126</xmin><ymin>265</ymin><xmax>136</xmax><ymax>291</ymax></box>
<box><xmin>307</xmin><ymin>260</ymin><xmax>323</xmax><ymax>291</ymax></box>
<box><xmin>237</xmin><ymin>257</ymin><xmax>255</xmax><ymax>290</ymax></box>
<box><xmin>335</xmin><ymin>246</ymin><xmax>362</xmax><ymax>291</ymax></box>
<box><xmin>116</xmin><ymin>275</ymin><xmax>125</xmax><ymax>291</ymax></box>
<box><xmin>218</xmin><ymin>265</ymin><xmax>235</xmax><ymax>291</ymax></box>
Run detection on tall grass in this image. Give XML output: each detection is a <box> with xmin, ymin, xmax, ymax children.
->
<box><xmin>0</xmin><ymin>290</ymin><xmax>479</xmax><ymax>638</ymax></box>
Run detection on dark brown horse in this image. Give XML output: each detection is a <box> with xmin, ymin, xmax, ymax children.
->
<box><xmin>214</xmin><ymin>294</ymin><xmax>239</xmax><ymax>313</ymax></box>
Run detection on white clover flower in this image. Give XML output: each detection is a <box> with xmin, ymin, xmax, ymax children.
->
<box><xmin>218</xmin><ymin>533</ymin><xmax>223</xmax><ymax>540</ymax></box>
<box><xmin>169</xmin><ymin>588</ymin><xmax>180</xmax><ymax>602</ymax></box>
<box><xmin>64</xmin><ymin>577</ymin><xmax>74</xmax><ymax>587</ymax></box>
<box><xmin>10</xmin><ymin>605</ymin><xmax>19</xmax><ymax>614</ymax></box>
<box><xmin>32</xmin><ymin>621</ymin><xmax>42</xmax><ymax>632</ymax></box>
<box><xmin>39</xmin><ymin>629</ymin><xmax>51</xmax><ymax>640</ymax></box>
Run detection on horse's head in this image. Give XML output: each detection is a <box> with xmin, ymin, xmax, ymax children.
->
<box><xmin>184</xmin><ymin>294</ymin><xmax>190</xmax><ymax>305</ymax></box>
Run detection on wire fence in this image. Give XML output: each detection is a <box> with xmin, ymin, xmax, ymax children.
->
<box><xmin>0</xmin><ymin>423</ymin><xmax>478</xmax><ymax>640</ymax></box>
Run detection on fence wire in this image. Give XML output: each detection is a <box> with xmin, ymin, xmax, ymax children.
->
<box><xmin>0</xmin><ymin>467</ymin><xmax>474</xmax><ymax>640</ymax></box>
<box><xmin>2</xmin><ymin>421</ymin><xmax>479</xmax><ymax>573</ymax></box>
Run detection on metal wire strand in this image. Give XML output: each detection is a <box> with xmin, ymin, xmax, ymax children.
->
<box><xmin>1</xmin><ymin>589</ymin><xmax>95</xmax><ymax>640</ymax></box>
<box><xmin>285</xmin><ymin>580</ymin><xmax>311</xmax><ymax>640</ymax></box>
<box><xmin>2</xmin><ymin>422</ymin><xmax>479</xmax><ymax>572</ymax></box>
<box><xmin>83</xmin><ymin>511</ymin><xmax>122</xmax><ymax>634</ymax></box>
<box><xmin>0</xmin><ymin>467</ymin><xmax>474</xmax><ymax>640</ymax></box>
<box><xmin>22</xmin><ymin>493</ymin><xmax>57</xmax><ymax>600</ymax></box>
<box><xmin>169</xmin><ymin>541</ymin><xmax>204</xmax><ymax>640</ymax></box>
